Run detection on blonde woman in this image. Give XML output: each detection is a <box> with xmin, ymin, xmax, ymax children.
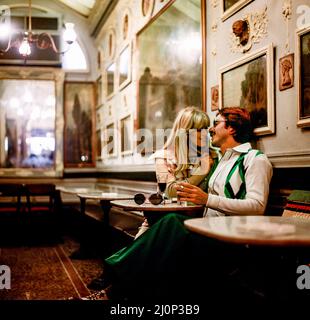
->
<box><xmin>135</xmin><ymin>106</ymin><xmax>218</xmax><ymax>238</ymax></box>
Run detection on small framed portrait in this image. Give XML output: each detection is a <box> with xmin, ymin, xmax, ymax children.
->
<box><xmin>219</xmin><ymin>44</ymin><xmax>274</xmax><ymax>135</ymax></box>
<box><xmin>296</xmin><ymin>26</ymin><xmax>310</xmax><ymax>127</ymax></box>
<box><xmin>106</xmin><ymin>62</ymin><xmax>116</xmax><ymax>98</ymax></box>
<box><xmin>279</xmin><ymin>53</ymin><xmax>294</xmax><ymax>91</ymax></box>
<box><xmin>97</xmin><ymin>50</ymin><xmax>102</xmax><ymax>70</ymax></box>
<box><xmin>222</xmin><ymin>0</ymin><xmax>253</xmax><ymax>21</ymax></box>
<box><xmin>118</xmin><ymin>44</ymin><xmax>132</xmax><ymax>90</ymax></box>
<box><xmin>103</xmin><ymin>122</ymin><xmax>117</xmax><ymax>158</ymax></box>
<box><xmin>141</xmin><ymin>0</ymin><xmax>155</xmax><ymax>18</ymax></box>
<box><xmin>122</xmin><ymin>9</ymin><xmax>131</xmax><ymax>41</ymax></box>
<box><xmin>96</xmin><ymin>109</ymin><xmax>101</xmax><ymax>129</ymax></box>
<box><xmin>96</xmin><ymin>129</ymin><xmax>102</xmax><ymax>160</ymax></box>
<box><xmin>107</xmin><ymin>28</ymin><xmax>116</xmax><ymax>59</ymax></box>
<box><xmin>96</xmin><ymin>76</ymin><xmax>102</xmax><ymax>107</ymax></box>
<box><xmin>120</xmin><ymin>115</ymin><xmax>133</xmax><ymax>155</ymax></box>
<box><xmin>211</xmin><ymin>85</ymin><xmax>219</xmax><ymax>111</ymax></box>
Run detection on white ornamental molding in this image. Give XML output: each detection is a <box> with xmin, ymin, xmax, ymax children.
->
<box><xmin>212</xmin><ymin>20</ymin><xmax>218</xmax><ymax>32</ymax></box>
<box><xmin>282</xmin><ymin>0</ymin><xmax>292</xmax><ymax>20</ymax></box>
<box><xmin>211</xmin><ymin>0</ymin><xmax>219</xmax><ymax>8</ymax></box>
<box><xmin>230</xmin><ymin>6</ymin><xmax>268</xmax><ymax>53</ymax></box>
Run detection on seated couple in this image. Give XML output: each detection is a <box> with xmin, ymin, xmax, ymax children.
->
<box><xmin>84</xmin><ymin>106</ymin><xmax>273</xmax><ymax>301</ymax></box>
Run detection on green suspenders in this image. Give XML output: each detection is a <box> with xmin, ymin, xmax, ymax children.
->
<box><xmin>224</xmin><ymin>149</ymin><xmax>263</xmax><ymax>199</ymax></box>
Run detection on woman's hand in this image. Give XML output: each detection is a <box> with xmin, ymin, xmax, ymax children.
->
<box><xmin>175</xmin><ymin>182</ymin><xmax>208</xmax><ymax>205</ymax></box>
<box><xmin>166</xmin><ymin>159</ymin><xmax>177</xmax><ymax>175</ymax></box>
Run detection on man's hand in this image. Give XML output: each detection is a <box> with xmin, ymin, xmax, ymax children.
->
<box><xmin>175</xmin><ymin>182</ymin><xmax>208</xmax><ymax>205</ymax></box>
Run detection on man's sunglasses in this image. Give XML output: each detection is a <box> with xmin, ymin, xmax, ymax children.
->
<box><xmin>133</xmin><ymin>193</ymin><xmax>163</xmax><ymax>205</ymax></box>
<box><xmin>213</xmin><ymin>120</ymin><xmax>227</xmax><ymax>127</ymax></box>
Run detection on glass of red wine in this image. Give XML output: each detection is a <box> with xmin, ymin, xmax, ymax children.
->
<box><xmin>156</xmin><ymin>172</ymin><xmax>168</xmax><ymax>204</ymax></box>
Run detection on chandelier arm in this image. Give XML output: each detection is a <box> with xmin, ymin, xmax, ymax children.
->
<box><xmin>0</xmin><ymin>33</ymin><xmax>13</xmax><ymax>54</ymax></box>
<box><xmin>36</xmin><ymin>32</ymin><xmax>70</xmax><ymax>54</ymax></box>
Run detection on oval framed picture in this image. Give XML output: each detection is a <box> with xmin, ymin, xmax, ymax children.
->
<box><xmin>107</xmin><ymin>28</ymin><xmax>116</xmax><ymax>59</ymax></box>
<box><xmin>141</xmin><ymin>0</ymin><xmax>155</xmax><ymax>18</ymax></box>
<box><xmin>122</xmin><ymin>8</ymin><xmax>131</xmax><ymax>41</ymax></box>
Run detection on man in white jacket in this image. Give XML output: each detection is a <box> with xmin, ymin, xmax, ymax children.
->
<box><xmin>176</xmin><ymin>107</ymin><xmax>273</xmax><ymax>216</ymax></box>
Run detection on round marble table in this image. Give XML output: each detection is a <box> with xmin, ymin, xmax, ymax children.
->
<box><xmin>111</xmin><ymin>199</ymin><xmax>204</xmax><ymax>224</ymax></box>
<box><xmin>77</xmin><ymin>192</ymin><xmax>132</xmax><ymax>226</ymax></box>
<box><xmin>184</xmin><ymin>216</ymin><xmax>310</xmax><ymax>246</ymax></box>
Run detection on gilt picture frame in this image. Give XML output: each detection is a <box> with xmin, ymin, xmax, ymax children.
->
<box><xmin>102</xmin><ymin>122</ymin><xmax>117</xmax><ymax>159</ymax></box>
<box><xmin>211</xmin><ymin>85</ymin><xmax>219</xmax><ymax>111</ymax></box>
<box><xmin>96</xmin><ymin>129</ymin><xmax>102</xmax><ymax>161</ymax></box>
<box><xmin>96</xmin><ymin>75</ymin><xmax>102</xmax><ymax>107</ymax></box>
<box><xmin>296</xmin><ymin>26</ymin><xmax>310</xmax><ymax>128</ymax></box>
<box><xmin>136</xmin><ymin>0</ymin><xmax>205</xmax><ymax>153</ymax></box>
<box><xmin>64</xmin><ymin>82</ymin><xmax>96</xmax><ymax>167</ymax></box>
<box><xmin>118</xmin><ymin>44</ymin><xmax>132</xmax><ymax>90</ymax></box>
<box><xmin>122</xmin><ymin>8</ymin><xmax>132</xmax><ymax>41</ymax></box>
<box><xmin>119</xmin><ymin>115</ymin><xmax>133</xmax><ymax>156</ymax></box>
<box><xmin>141</xmin><ymin>0</ymin><xmax>155</xmax><ymax>18</ymax></box>
<box><xmin>106</xmin><ymin>62</ymin><xmax>116</xmax><ymax>99</ymax></box>
<box><xmin>279</xmin><ymin>53</ymin><xmax>294</xmax><ymax>91</ymax></box>
<box><xmin>219</xmin><ymin>44</ymin><xmax>274</xmax><ymax>135</ymax></box>
<box><xmin>221</xmin><ymin>0</ymin><xmax>253</xmax><ymax>21</ymax></box>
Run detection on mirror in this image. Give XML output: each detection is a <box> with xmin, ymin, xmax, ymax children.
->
<box><xmin>0</xmin><ymin>67</ymin><xmax>64</xmax><ymax>177</ymax></box>
<box><xmin>137</xmin><ymin>0</ymin><xmax>205</xmax><ymax>153</ymax></box>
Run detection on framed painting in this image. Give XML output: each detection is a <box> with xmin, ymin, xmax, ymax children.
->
<box><xmin>219</xmin><ymin>44</ymin><xmax>274</xmax><ymax>135</ymax></box>
<box><xmin>97</xmin><ymin>50</ymin><xmax>102</xmax><ymax>71</ymax></box>
<box><xmin>221</xmin><ymin>0</ymin><xmax>253</xmax><ymax>21</ymax></box>
<box><xmin>106</xmin><ymin>62</ymin><xmax>116</xmax><ymax>98</ymax></box>
<box><xmin>64</xmin><ymin>82</ymin><xmax>96</xmax><ymax>167</ymax></box>
<box><xmin>122</xmin><ymin>8</ymin><xmax>131</xmax><ymax>41</ymax></box>
<box><xmin>137</xmin><ymin>0</ymin><xmax>206</xmax><ymax>153</ymax></box>
<box><xmin>103</xmin><ymin>122</ymin><xmax>117</xmax><ymax>158</ymax></box>
<box><xmin>296</xmin><ymin>26</ymin><xmax>310</xmax><ymax>128</ymax></box>
<box><xmin>141</xmin><ymin>0</ymin><xmax>155</xmax><ymax>18</ymax></box>
<box><xmin>118</xmin><ymin>44</ymin><xmax>132</xmax><ymax>90</ymax></box>
<box><xmin>279</xmin><ymin>53</ymin><xmax>294</xmax><ymax>91</ymax></box>
<box><xmin>120</xmin><ymin>115</ymin><xmax>133</xmax><ymax>155</ymax></box>
<box><xmin>107</xmin><ymin>28</ymin><xmax>116</xmax><ymax>59</ymax></box>
<box><xmin>96</xmin><ymin>109</ymin><xmax>102</xmax><ymax>129</ymax></box>
<box><xmin>96</xmin><ymin>129</ymin><xmax>102</xmax><ymax>161</ymax></box>
<box><xmin>211</xmin><ymin>85</ymin><xmax>219</xmax><ymax>111</ymax></box>
<box><xmin>0</xmin><ymin>67</ymin><xmax>64</xmax><ymax>177</ymax></box>
<box><xmin>96</xmin><ymin>76</ymin><xmax>102</xmax><ymax>107</ymax></box>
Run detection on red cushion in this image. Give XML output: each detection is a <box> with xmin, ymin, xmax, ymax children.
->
<box><xmin>0</xmin><ymin>207</ymin><xmax>18</xmax><ymax>212</ymax></box>
<box><xmin>29</xmin><ymin>207</ymin><xmax>51</xmax><ymax>212</ymax></box>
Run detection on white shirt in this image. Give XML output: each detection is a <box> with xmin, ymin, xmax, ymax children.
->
<box><xmin>205</xmin><ymin>142</ymin><xmax>273</xmax><ymax>217</ymax></box>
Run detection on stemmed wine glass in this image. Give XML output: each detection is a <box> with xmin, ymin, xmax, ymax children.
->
<box><xmin>156</xmin><ymin>172</ymin><xmax>168</xmax><ymax>204</ymax></box>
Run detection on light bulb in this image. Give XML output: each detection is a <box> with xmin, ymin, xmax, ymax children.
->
<box><xmin>19</xmin><ymin>38</ymin><xmax>31</xmax><ymax>56</ymax></box>
<box><xmin>63</xmin><ymin>23</ymin><xmax>76</xmax><ymax>44</ymax></box>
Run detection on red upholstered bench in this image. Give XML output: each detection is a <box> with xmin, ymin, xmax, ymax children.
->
<box><xmin>0</xmin><ymin>183</ymin><xmax>24</xmax><ymax>215</ymax></box>
<box><xmin>282</xmin><ymin>190</ymin><xmax>310</xmax><ymax>219</ymax></box>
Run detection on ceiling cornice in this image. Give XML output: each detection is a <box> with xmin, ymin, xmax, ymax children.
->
<box><xmin>88</xmin><ymin>0</ymin><xmax>118</xmax><ymax>38</ymax></box>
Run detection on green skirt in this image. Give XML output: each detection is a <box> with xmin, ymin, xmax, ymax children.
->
<box><xmin>105</xmin><ymin>213</ymin><xmax>191</xmax><ymax>299</ymax></box>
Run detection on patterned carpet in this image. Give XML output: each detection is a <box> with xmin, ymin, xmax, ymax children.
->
<box><xmin>0</xmin><ymin>237</ymin><xmax>103</xmax><ymax>300</ymax></box>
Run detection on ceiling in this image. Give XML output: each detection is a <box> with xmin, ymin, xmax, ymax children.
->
<box><xmin>54</xmin><ymin>0</ymin><xmax>115</xmax><ymax>35</ymax></box>
<box><xmin>56</xmin><ymin>0</ymin><xmax>96</xmax><ymax>17</ymax></box>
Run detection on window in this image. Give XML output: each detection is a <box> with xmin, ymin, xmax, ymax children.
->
<box><xmin>62</xmin><ymin>39</ymin><xmax>87</xmax><ymax>71</ymax></box>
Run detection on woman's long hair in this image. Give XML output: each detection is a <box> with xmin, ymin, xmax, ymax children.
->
<box><xmin>163</xmin><ymin>106</ymin><xmax>210</xmax><ymax>176</ymax></box>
